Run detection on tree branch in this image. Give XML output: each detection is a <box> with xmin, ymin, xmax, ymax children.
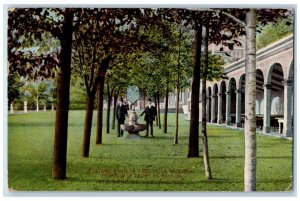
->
<box><xmin>188</xmin><ymin>8</ymin><xmax>246</xmax><ymax>27</ymax></box>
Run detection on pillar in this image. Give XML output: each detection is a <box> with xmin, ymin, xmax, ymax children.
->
<box><xmin>263</xmin><ymin>84</ymin><xmax>272</xmax><ymax>133</ymax></box>
<box><xmin>217</xmin><ymin>93</ymin><xmax>223</xmax><ymax>124</ymax></box>
<box><xmin>24</xmin><ymin>101</ymin><xmax>28</xmax><ymax>113</ymax></box>
<box><xmin>44</xmin><ymin>105</ymin><xmax>46</xmax><ymax>112</ymax></box>
<box><xmin>10</xmin><ymin>103</ymin><xmax>14</xmax><ymax>114</ymax></box>
<box><xmin>283</xmin><ymin>80</ymin><xmax>293</xmax><ymax>137</ymax></box>
<box><xmin>225</xmin><ymin>91</ymin><xmax>232</xmax><ymax>126</ymax></box>
<box><xmin>51</xmin><ymin>103</ymin><xmax>54</xmax><ymax>111</ymax></box>
<box><xmin>235</xmin><ymin>89</ymin><xmax>242</xmax><ymax>127</ymax></box>
<box><xmin>36</xmin><ymin>100</ymin><xmax>39</xmax><ymax>113</ymax></box>
<box><xmin>206</xmin><ymin>97</ymin><xmax>210</xmax><ymax>122</ymax></box>
<box><xmin>211</xmin><ymin>95</ymin><xmax>216</xmax><ymax>123</ymax></box>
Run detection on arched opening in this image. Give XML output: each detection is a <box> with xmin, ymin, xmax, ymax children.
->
<box><xmin>228</xmin><ymin>78</ymin><xmax>236</xmax><ymax>125</ymax></box>
<box><xmin>207</xmin><ymin>87</ymin><xmax>212</xmax><ymax>122</ymax></box>
<box><xmin>262</xmin><ymin>63</ymin><xmax>285</xmax><ymax>134</ymax></box>
<box><xmin>213</xmin><ymin>84</ymin><xmax>218</xmax><ymax>123</ymax></box>
<box><xmin>256</xmin><ymin>69</ymin><xmax>264</xmax><ymax>130</ymax></box>
<box><xmin>267</xmin><ymin>64</ymin><xmax>284</xmax><ymax>133</ymax></box>
<box><xmin>220</xmin><ymin>81</ymin><xmax>226</xmax><ymax>124</ymax></box>
<box><xmin>288</xmin><ymin>61</ymin><xmax>294</xmax><ymax>135</ymax></box>
<box><xmin>238</xmin><ymin>74</ymin><xmax>246</xmax><ymax>127</ymax></box>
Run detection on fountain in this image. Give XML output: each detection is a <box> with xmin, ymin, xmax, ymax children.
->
<box><xmin>120</xmin><ymin>106</ymin><xmax>146</xmax><ymax>139</ymax></box>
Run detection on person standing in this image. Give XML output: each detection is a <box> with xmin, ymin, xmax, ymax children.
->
<box><xmin>116</xmin><ymin>98</ymin><xmax>128</xmax><ymax>137</ymax></box>
<box><xmin>140</xmin><ymin>98</ymin><xmax>157</xmax><ymax>137</ymax></box>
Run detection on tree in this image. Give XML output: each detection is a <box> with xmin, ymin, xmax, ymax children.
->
<box><xmin>201</xmin><ymin>20</ymin><xmax>212</xmax><ymax>179</ymax></box>
<box><xmin>23</xmin><ymin>79</ymin><xmax>54</xmax><ymax>112</ymax></box>
<box><xmin>8</xmin><ymin>8</ymin><xmax>76</xmax><ymax>179</ymax></box>
<box><xmin>244</xmin><ymin>8</ymin><xmax>257</xmax><ymax>192</ymax></box>
<box><xmin>8</xmin><ymin>73</ymin><xmax>23</xmax><ymax>110</ymax></box>
<box><xmin>72</xmin><ymin>8</ymin><xmax>166</xmax><ymax>156</ymax></box>
<box><xmin>217</xmin><ymin>7</ymin><xmax>291</xmax><ymax>191</ymax></box>
<box><xmin>188</xmin><ymin>23</ymin><xmax>202</xmax><ymax>157</ymax></box>
<box><xmin>174</xmin><ymin>26</ymin><xmax>181</xmax><ymax>145</ymax></box>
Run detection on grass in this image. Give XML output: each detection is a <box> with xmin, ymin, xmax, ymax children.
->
<box><xmin>7</xmin><ymin>110</ymin><xmax>293</xmax><ymax>191</ymax></box>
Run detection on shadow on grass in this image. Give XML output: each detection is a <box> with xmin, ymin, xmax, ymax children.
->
<box><xmin>8</xmin><ymin>122</ymin><xmax>86</xmax><ymax>128</ymax></box>
<box><xmin>8</xmin><ymin>122</ymin><xmax>54</xmax><ymax>128</ymax></box>
<box><xmin>178</xmin><ymin>135</ymin><xmax>239</xmax><ymax>140</ymax></box>
<box><xmin>88</xmin><ymin>156</ymin><xmax>188</xmax><ymax>160</ymax></box>
<box><xmin>66</xmin><ymin>177</ymin><xmax>244</xmax><ymax>185</ymax></box>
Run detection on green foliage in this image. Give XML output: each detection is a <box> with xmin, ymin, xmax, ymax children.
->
<box><xmin>129</xmin><ymin>22</ymin><xmax>193</xmax><ymax>97</ymax></box>
<box><xmin>69</xmin><ymin>75</ymin><xmax>87</xmax><ymax>110</ymax></box>
<box><xmin>201</xmin><ymin>53</ymin><xmax>225</xmax><ymax>81</ymax></box>
<box><xmin>257</xmin><ymin>18</ymin><xmax>293</xmax><ymax>49</ymax></box>
<box><xmin>8</xmin><ymin>8</ymin><xmax>62</xmax><ymax>79</ymax></box>
<box><xmin>8</xmin><ymin>111</ymin><xmax>292</xmax><ymax>191</ymax></box>
<box><xmin>8</xmin><ymin>73</ymin><xmax>23</xmax><ymax>105</ymax></box>
<box><xmin>21</xmin><ymin>79</ymin><xmax>55</xmax><ymax>107</ymax></box>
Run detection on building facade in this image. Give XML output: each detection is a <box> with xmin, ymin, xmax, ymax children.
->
<box><xmin>183</xmin><ymin>34</ymin><xmax>294</xmax><ymax>137</ymax></box>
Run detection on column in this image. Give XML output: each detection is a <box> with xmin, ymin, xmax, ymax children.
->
<box><xmin>283</xmin><ymin>80</ymin><xmax>293</xmax><ymax>137</ymax></box>
<box><xmin>263</xmin><ymin>84</ymin><xmax>272</xmax><ymax>133</ymax></box>
<box><xmin>211</xmin><ymin>95</ymin><xmax>216</xmax><ymax>123</ymax></box>
<box><xmin>24</xmin><ymin>101</ymin><xmax>28</xmax><ymax>113</ymax></box>
<box><xmin>51</xmin><ymin>103</ymin><xmax>54</xmax><ymax>111</ymax></box>
<box><xmin>36</xmin><ymin>101</ymin><xmax>39</xmax><ymax>112</ymax></box>
<box><xmin>206</xmin><ymin>97</ymin><xmax>210</xmax><ymax>121</ymax></box>
<box><xmin>217</xmin><ymin>93</ymin><xmax>223</xmax><ymax>124</ymax></box>
<box><xmin>225</xmin><ymin>91</ymin><xmax>232</xmax><ymax>126</ymax></box>
<box><xmin>10</xmin><ymin>103</ymin><xmax>14</xmax><ymax>114</ymax></box>
<box><xmin>235</xmin><ymin>89</ymin><xmax>242</xmax><ymax>127</ymax></box>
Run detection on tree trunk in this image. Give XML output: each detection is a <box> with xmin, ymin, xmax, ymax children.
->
<box><xmin>175</xmin><ymin>88</ymin><xmax>180</xmax><ymax>144</ymax></box>
<box><xmin>112</xmin><ymin>90</ymin><xmax>119</xmax><ymax>130</ymax></box>
<box><xmin>96</xmin><ymin>76</ymin><xmax>105</xmax><ymax>144</ymax></box>
<box><xmin>157</xmin><ymin>91</ymin><xmax>161</xmax><ymax>129</ymax></box>
<box><xmin>244</xmin><ymin>9</ymin><xmax>257</xmax><ymax>192</ymax></box>
<box><xmin>36</xmin><ymin>98</ymin><xmax>39</xmax><ymax>112</ymax></box>
<box><xmin>82</xmin><ymin>93</ymin><xmax>96</xmax><ymax>157</ymax></box>
<box><xmin>163</xmin><ymin>81</ymin><xmax>169</xmax><ymax>134</ymax></box>
<box><xmin>52</xmin><ymin>9</ymin><xmax>74</xmax><ymax>180</ymax></box>
<box><xmin>106</xmin><ymin>82</ymin><xmax>112</xmax><ymax>134</ymax></box>
<box><xmin>175</xmin><ymin>26</ymin><xmax>182</xmax><ymax>145</ymax></box>
<box><xmin>143</xmin><ymin>93</ymin><xmax>146</xmax><ymax>109</ymax></box>
<box><xmin>187</xmin><ymin>23</ymin><xmax>202</xmax><ymax>158</ymax></box>
<box><xmin>201</xmin><ymin>24</ymin><xmax>212</xmax><ymax>179</ymax></box>
<box><xmin>155</xmin><ymin>93</ymin><xmax>159</xmax><ymax>126</ymax></box>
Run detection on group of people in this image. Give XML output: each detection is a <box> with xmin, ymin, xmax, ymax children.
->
<box><xmin>116</xmin><ymin>98</ymin><xmax>157</xmax><ymax>137</ymax></box>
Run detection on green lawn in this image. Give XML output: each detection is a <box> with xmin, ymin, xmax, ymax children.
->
<box><xmin>7</xmin><ymin>110</ymin><xmax>293</xmax><ymax>191</ymax></box>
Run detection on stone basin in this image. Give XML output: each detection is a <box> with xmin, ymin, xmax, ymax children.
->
<box><xmin>121</xmin><ymin>124</ymin><xmax>147</xmax><ymax>133</ymax></box>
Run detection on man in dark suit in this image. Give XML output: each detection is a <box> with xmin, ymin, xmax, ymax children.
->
<box><xmin>116</xmin><ymin>98</ymin><xmax>128</xmax><ymax>137</ymax></box>
<box><xmin>140</xmin><ymin>98</ymin><xmax>157</xmax><ymax>137</ymax></box>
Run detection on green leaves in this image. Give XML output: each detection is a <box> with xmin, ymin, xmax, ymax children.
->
<box><xmin>257</xmin><ymin>17</ymin><xmax>293</xmax><ymax>49</ymax></box>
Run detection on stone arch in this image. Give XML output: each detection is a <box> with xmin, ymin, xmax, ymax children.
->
<box><xmin>220</xmin><ymin>81</ymin><xmax>227</xmax><ymax>123</ymax></box>
<box><xmin>269</xmin><ymin>65</ymin><xmax>284</xmax><ymax>116</ymax></box>
<box><xmin>238</xmin><ymin>74</ymin><xmax>246</xmax><ymax>116</ymax></box>
<box><xmin>288</xmin><ymin>60</ymin><xmax>294</xmax><ymax>80</ymax></box>
<box><xmin>256</xmin><ymin>69</ymin><xmax>264</xmax><ymax>121</ymax></box>
<box><xmin>266</xmin><ymin>63</ymin><xmax>283</xmax><ymax>84</ymax></box>
<box><xmin>228</xmin><ymin>78</ymin><xmax>237</xmax><ymax>125</ymax></box>
<box><xmin>263</xmin><ymin>64</ymin><xmax>284</xmax><ymax>133</ymax></box>
<box><xmin>207</xmin><ymin>86</ymin><xmax>212</xmax><ymax>122</ymax></box>
<box><xmin>212</xmin><ymin>83</ymin><xmax>218</xmax><ymax>123</ymax></box>
<box><xmin>219</xmin><ymin>80</ymin><xmax>227</xmax><ymax>93</ymax></box>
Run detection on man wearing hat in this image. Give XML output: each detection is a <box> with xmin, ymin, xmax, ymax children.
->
<box><xmin>140</xmin><ymin>98</ymin><xmax>157</xmax><ymax>137</ymax></box>
<box><xmin>116</xmin><ymin>97</ymin><xmax>128</xmax><ymax>137</ymax></box>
